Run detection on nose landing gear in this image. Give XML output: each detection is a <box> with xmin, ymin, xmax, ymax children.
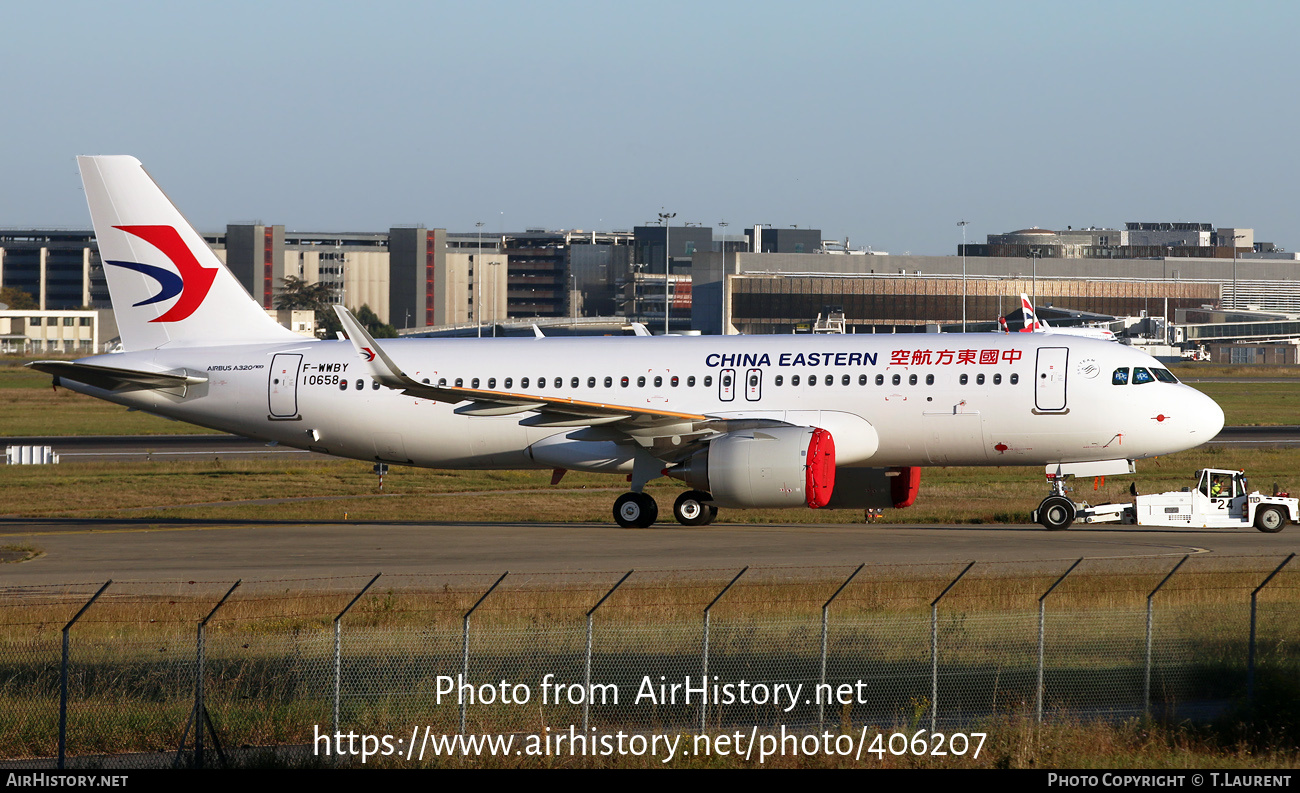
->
<box><xmin>1032</xmin><ymin>477</ymin><xmax>1077</xmax><ymax>530</ymax></box>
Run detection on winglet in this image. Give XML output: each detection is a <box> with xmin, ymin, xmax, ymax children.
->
<box><xmin>333</xmin><ymin>305</ymin><xmax>409</xmax><ymax>388</ymax></box>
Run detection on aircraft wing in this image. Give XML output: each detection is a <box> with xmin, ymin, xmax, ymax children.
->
<box><xmin>26</xmin><ymin>360</ymin><xmax>207</xmax><ymax>392</ymax></box>
<box><xmin>332</xmin><ymin>306</ymin><xmax>710</xmax><ymax>429</ymax></box>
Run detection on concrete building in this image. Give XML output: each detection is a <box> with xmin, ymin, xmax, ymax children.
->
<box><xmin>691</xmin><ymin>251</ymin><xmax>1237</xmax><ymax>335</ymax></box>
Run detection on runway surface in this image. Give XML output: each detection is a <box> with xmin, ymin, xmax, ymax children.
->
<box><xmin>1</xmin><ymin>516</ymin><xmax>1296</xmax><ymax>586</ymax></box>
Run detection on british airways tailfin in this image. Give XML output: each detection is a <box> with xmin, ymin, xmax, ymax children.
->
<box><xmin>78</xmin><ymin>156</ymin><xmax>301</xmax><ymax>351</ymax></box>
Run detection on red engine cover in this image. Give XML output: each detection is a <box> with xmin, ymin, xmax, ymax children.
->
<box><xmin>891</xmin><ymin>466</ymin><xmax>922</xmax><ymax>508</ymax></box>
<box><xmin>805</xmin><ymin>428</ymin><xmax>837</xmax><ymax>508</ymax></box>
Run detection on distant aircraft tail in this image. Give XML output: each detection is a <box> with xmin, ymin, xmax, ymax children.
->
<box><xmin>1019</xmin><ymin>293</ymin><xmax>1047</xmax><ymax>332</ymax></box>
<box><xmin>77</xmin><ymin>155</ymin><xmax>301</xmax><ymax>351</ymax></box>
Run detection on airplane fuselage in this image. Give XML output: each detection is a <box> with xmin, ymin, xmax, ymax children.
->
<box><xmin>62</xmin><ymin>333</ymin><xmax>1221</xmax><ymax>473</ymax></box>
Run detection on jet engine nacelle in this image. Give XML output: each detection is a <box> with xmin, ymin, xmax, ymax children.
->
<box><xmin>666</xmin><ymin>426</ymin><xmax>835</xmax><ymax>509</ymax></box>
<box><xmin>822</xmin><ymin>466</ymin><xmax>922</xmax><ymax>509</ymax></box>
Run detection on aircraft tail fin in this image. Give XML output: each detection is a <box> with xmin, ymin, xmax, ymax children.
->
<box><xmin>1019</xmin><ymin>293</ymin><xmax>1048</xmax><ymax>331</ymax></box>
<box><xmin>77</xmin><ymin>156</ymin><xmax>302</xmax><ymax>351</ymax></box>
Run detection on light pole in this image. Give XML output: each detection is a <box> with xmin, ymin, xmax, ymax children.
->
<box><xmin>958</xmin><ymin>220</ymin><xmax>970</xmax><ymax>332</ymax></box>
<box><xmin>659</xmin><ymin>210</ymin><xmax>675</xmax><ymax>335</ymax></box>
<box><xmin>1231</xmin><ymin>233</ymin><xmax>1246</xmax><ymax>310</ymax></box>
<box><xmin>475</xmin><ymin>221</ymin><xmax>484</xmax><ymax>337</ymax></box>
<box><xmin>1029</xmin><ymin>247</ymin><xmax>1040</xmax><ymax>323</ymax></box>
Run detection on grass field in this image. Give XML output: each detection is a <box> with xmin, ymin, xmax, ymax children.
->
<box><xmin>2</xmin><ymin>444</ymin><xmax>1299</xmax><ymax>525</ymax></box>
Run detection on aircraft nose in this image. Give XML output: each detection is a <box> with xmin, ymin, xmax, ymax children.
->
<box><xmin>1186</xmin><ymin>386</ymin><xmax>1225</xmax><ymax>443</ymax></box>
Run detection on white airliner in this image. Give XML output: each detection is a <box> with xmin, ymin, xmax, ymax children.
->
<box><xmin>29</xmin><ymin>156</ymin><xmax>1224</xmax><ymax>530</ymax></box>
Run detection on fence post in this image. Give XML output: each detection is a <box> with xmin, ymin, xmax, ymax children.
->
<box><xmin>930</xmin><ymin>562</ymin><xmax>975</xmax><ymax>734</ymax></box>
<box><xmin>462</xmin><ymin>572</ymin><xmax>507</xmax><ymax>736</ymax></box>
<box><xmin>585</xmin><ymin>570</ymin><xmax>634</xmax><ymax>734</ymax></box>
<box><xmin>174</xmin><ymin>580</ymin><xmax>240</xmax><ymax>769</ymax></box>
<box><xmin>819</xmin><ymin>564</ymin><xmax>865</xmax><ymax>731</ymax></box>
<box><xmin>702</xmin><ymin>567</ymin><xmax>748</xmax><ymax>734</ymax></box>
<box><xmin>1037</xmin><ymin>559</ymin><xmax>1083</xmax><ymax>725</ymax></box>
<box><xmin>1145</xmin><ymin>555</ymin><xmax>1189</xmax><ymax>718</ymax></box>
<box><xmin>1248</xmin><ymin>553</ymin><xmax>1295</xmax><ymax>707</ymax></box>
<box><xmin>334</xmin><ymin>573</ymin><xmax>382</xmax><ymax>739</ymax></box>
<box><xmin>58</xmin><ymin>580</ymin><xmax>111</xmax><ymax>770</ymax></box>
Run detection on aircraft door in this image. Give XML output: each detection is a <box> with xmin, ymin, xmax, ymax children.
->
<box><xmin>1034</xmin><ymin>347</ymin><xmax>1068</xmax><ymax>412</ymax></box>
<box><xmin>719</xmin><ymin>368</ymin><xmax>736</xmax><ymax>402</ymax></box>
<box><xmin>268</xmin><ymin>353</ymin><xmax>303</xmax><ymax>419</ymax></box>
<box><xmin>744</xmin><ymin>368</ymin><xmax>762</xmax><ymax>401</ymax></box>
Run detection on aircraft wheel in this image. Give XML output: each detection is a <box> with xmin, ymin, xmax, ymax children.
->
<box><xmin>1037</xmin><ymin>496</ymin><xmax>1076</xmax><ymax>531</ymax></box>
<box><xmin>1255</xmin><ymin>506</ymin><xmax>1286</xmax><ymax>533</ymax></box>
<box><xmin>614</xmin><ymin>492</ymin><xmax>658</xmax><ymax>528</ymax></box>
<box><xmin>673</xmin><ymin>491</ymin><xmax>714</xmax><ymax>526</ymax></box>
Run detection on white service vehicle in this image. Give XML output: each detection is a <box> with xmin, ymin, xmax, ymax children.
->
<box><xmin>1069</xmin><ymin>469</ymin><xmax>1297</xmax><ymax>533</ymax></box>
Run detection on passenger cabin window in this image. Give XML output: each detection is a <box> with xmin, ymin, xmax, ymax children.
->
<box><xmin>704</xmin><ymin>376</ymin><xmax>713</xmax><ymax>387</ymax></box>
<box><xmin>908</xmin><ymin>374</ymin><xmax>917</xmax><ymax>386</ymax></box>
<box><xmin>554</xmin><ymin>377</ymin><xmax>562</xmax><ymax>388</ymax></box>
<box><xmin>1112</xmin><ymin>368</ymin><xmax>1130</xmax><ymax>385</ymax></box>
<box><xmin>842</xmin><ymin>374</ymin><xmax>850</xmax><ymax>386</ymax></box>
<box><xmin>976</xmin><ymin>374</ymin><xmax>985</xmax><ymax>385</ymax></box>
<box><xmin>604</xmin><ymin>376</ymin><xmax>612</xmax><ymax>387</ymax></box>
<box><xmin>775</xmin><ymin>375</ymin><xmax>784</xmax><ymax>386</ymax></box>
<box><xmin>355</xmin><ymin>379</ymin><xmax>363</xmax><ymax>390</ymax></box>
<box><xmin>471</xmin><ymin>378</ymin><xmax>480</xmax><ymax>389</ymax></box>
<box><xmin>654</xmin><ymin>376</ymin><xmax>662</xmax><ymax>387</ymax></box>
<box><xmin>859</xmin><ymin>374</ymin><xmax>867</xmax><ymax>385</ymax></box>
<box><xmin>438</xmin><ymin>378</ymin><xmax>446</xmax><ymax>386</ymax></box>
<box><xmin>671</xmin><ymin>376</ymin><xmax>679</xmax><ymax>387</ymax></box>
<box><xmin>792</xmin><ymin>375</ymin><xmax>801</xmax><ymax>386</ymax></box>
<box><xmin>875</xmin><ymin>374</ymin><xmax>884</xmax><ymax>386</ymax></box>
<box><xmin>808</xmin><ymin>375</ymin><xmax>817</xmax><ymax>387</ymax></box>
<box><xmin>926</xmin><ymin>374</ymin><xmax>934</xmax><ymax>385</ymax></box>
<box><xmin>373</xmin><ymin>381</ymin><xmax>381</xmax><ymax>390</ymax></box>
<box><xmin>504</xmin><ymin>378</ymin><xmax>512</xmax><ymax>389</ymax></box>
<box><xmin>1133</xmin><ymin>367</ymin><xmax>1154</xmax><ymax>385</ymax></box>
<box><xmin>621</xmin><ymin>376</ymin><xmax>629</xmax><ymax>387</ymax></box>
<box><xmin>637</xmin><ymin>376</ymin><xmax>646</xmax><ymax>387</ymax></box>
<box><xmin>688</xmin><ymin>376</ymin><xmax>696</xmax><ymax>387</ymax></box>
<box><xmin>1010</xmin><ymin>373</ymin><xmax>1019</xmax><ymax>385</ymax></box>
<box><xmin>960</xmin><ymin>374</ymin><xmax>968</xmax><ymax>385</ymax></box>
<box><xmin>993</xmin><ymin>374</ymin><xmax>1001</xmax><ymax>385</ymax></box>
<box><xmin>571</xmin><ymin>377</ymin><xmax>579</xmax><ymax>388</ymax></box>
<box><xmin>891</xmin><ymin>374</ymin><xmax>900</xmax><ymax>386</ymax></box>
<box><xmin>455</xmin><ymin>378</ymin><xmax>464</xmax><ymax>387</ymax></box>
<box><xmin>521</xmin><ymin>377</ymin><xmax>530</xmax><ymax>388</ymax></box>
<box><xmin>588</xmin><ymin>377</ymin><xmax>596</xmax><ymax>388</ymax></box>
<box><xmin>488</xmin><ymin>378</ymin><xmax>496</xmax><ymax>389</ymax></box>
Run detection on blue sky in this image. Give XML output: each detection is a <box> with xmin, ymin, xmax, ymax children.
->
<box><xmin>3</xmin><ymin>0</ymin><xmax>1297</xmax><ymax>254</ymax></box>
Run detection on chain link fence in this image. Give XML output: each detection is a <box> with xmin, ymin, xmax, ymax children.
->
<box><xmin>0</xmin><ymin>555</ymin><xmax>1295</xmax><ymax>768</ymax></box>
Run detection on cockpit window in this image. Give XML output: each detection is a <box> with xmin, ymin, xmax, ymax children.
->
<box><xmin>1152</xmin><ymin>368</ymin><xmax>1178</xmax><ymax>383</ymax></box>
<box><xmin>1133</xmin><ymin>367</ymin><xmax>1154</xmax><ymax>384</ymax></box>
<box><xmin>1112</xmin><ymin>368</ymin><xmax>1129</xmax><ymax>385</ymax></box>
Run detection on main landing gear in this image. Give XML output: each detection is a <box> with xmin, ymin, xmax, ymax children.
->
<box><xmin>1032</xmin><ymin>477</ymin><xmax>1076</xmax><ymax>531</ymax></box>
<box><xmin>612</xmin><ymin>490</ymin><xmax>719</xmax><ymax>528</ymax></box>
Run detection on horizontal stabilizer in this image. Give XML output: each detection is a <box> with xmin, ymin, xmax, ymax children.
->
<box><xmin>27</xmin><ymin>360</ymin><xmax>206</xmax><ymax>392</ymax></box>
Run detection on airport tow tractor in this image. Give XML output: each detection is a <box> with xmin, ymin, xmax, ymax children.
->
<box><xmin>1032</xmin><ymin>468</ymin><xmax>1298</xmax><ymax>532</ymax></box>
